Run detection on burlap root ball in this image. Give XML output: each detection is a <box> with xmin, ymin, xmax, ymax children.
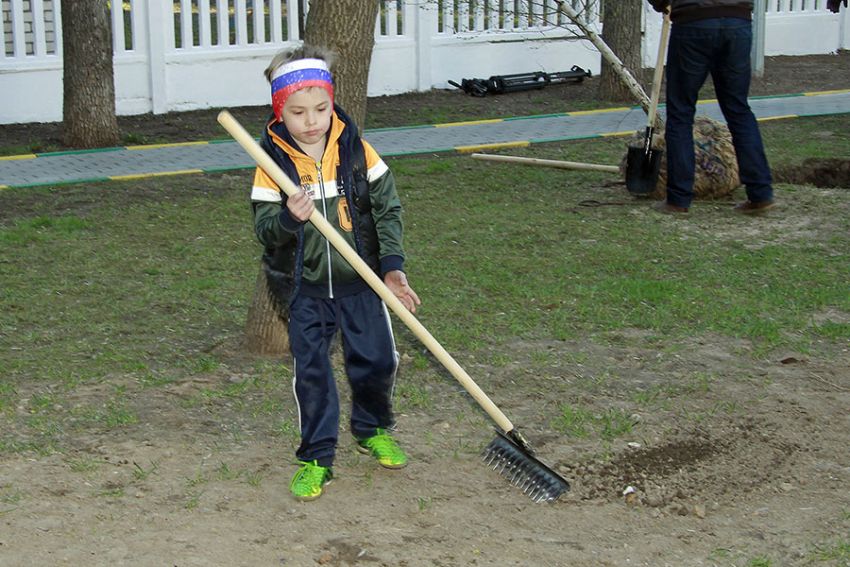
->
<box><xmin>619</xmin><ymin>116</ymin><xmax>740</xmax><ymax>200</ymax></box>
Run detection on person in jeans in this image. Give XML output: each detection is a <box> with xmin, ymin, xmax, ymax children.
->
<box><xmin>650</xmin><ymin>0</ymin><xmax>775</xmax><ymax>215</ymax></box>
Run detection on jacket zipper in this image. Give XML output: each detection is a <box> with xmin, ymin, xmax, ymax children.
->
<box><xmin>316</xmin><ymin>161</ymin><xmax>333</xmax><ymax>298</ymax></box>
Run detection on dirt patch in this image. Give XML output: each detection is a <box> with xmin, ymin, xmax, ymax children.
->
<box><xmin>2</xmin><ymin>330</ymin><xmax>848</xmax><ymax>566</ymax></box>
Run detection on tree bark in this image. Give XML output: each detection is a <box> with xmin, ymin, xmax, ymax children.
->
<box><xmin>598</xmin><ymin>0</ymin><xmax>644</xmax><ymax>103</ymax></box>
<box><xmin>303</xmin><ymin>0</ymin><xmax>381</xmax><ymax>131</ymax></box>
<box><xmin>244</xmin><ymin>264</ymin><xmax>290</xmax><ymax>355</ymax></box>
<box><xmin>557</xmin><ymin>1</ymin><xmax>650</xmax><ymax>112</ymax></box>
<box><xmin>61</xmin><ymin>0</ymin><xmax>120</xmax><ymax>148</ymax></box>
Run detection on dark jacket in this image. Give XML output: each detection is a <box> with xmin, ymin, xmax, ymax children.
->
<box><xmin>650</xmin><ymin>0</ymin><xmax>753</xmax><ymax>23</ymax></box>
<box><xmin>251</xmin><ymin>105</ymin><xmax>405</xmax><ymax>303</ymax></box>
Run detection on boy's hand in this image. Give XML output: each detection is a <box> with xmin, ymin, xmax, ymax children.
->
<box><xmin>286</xmin><ymin>190</ymin><xmax>314</xmax><ymax>222</ymax></box>
<box><xmin>384</xmin><ymin>270</ymin><xmax>421</xmax><ymax>314</ymax></box>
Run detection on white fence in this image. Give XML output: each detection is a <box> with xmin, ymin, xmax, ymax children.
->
<box><xmin>1</xmin><ymin>0</ymin><xmax>848</xmax><ymax>125</ymax></box>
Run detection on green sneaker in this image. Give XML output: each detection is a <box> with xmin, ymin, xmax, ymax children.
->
<box><xmin>356</xmin><ymin>429</ymin><xmax>408</xmax><ymax>469</ymax></box>
<box><xmin>289</xmin><ymin>460</ymin><xmax>332</xmax><ymax>501</ymax></box>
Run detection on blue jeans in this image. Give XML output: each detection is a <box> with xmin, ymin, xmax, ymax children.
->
<box><xmin>665</xmin><ymin>18</ymin><xmax>773</xmax><ymax>208</ymax></box>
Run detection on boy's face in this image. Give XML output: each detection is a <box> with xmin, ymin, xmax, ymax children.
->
<box><xmin>280</xmin><ymin>87</ymin><xmax>333</xmax><ymax>148</ymax></box>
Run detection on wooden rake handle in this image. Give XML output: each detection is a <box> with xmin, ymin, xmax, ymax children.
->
<box><xmin>217</xmin><ymin>110</ymin><xmax>515</xmax><ymax>434</ymax></box>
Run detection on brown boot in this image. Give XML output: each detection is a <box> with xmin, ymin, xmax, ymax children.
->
<box><xmin>652</xmin><ymin>201</ymin><xmax>689</xmax><ymax>215</ymax></box>
<box><xmin>734</xmin><ymin>200</ymin><xmax>775</xmax><ymax>214</ymax></box>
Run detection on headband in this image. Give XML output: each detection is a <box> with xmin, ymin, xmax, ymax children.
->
<box><xmin>270</xmin><ymin>58</ymin><xmax>334</xmax><ymax>121</ymax></box>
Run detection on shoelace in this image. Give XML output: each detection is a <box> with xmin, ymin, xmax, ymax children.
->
<box><xmin>364</xmin><ymin>434</ymin><xmax>402</xmax><ymax>456</ymax></box>
<box><xmin>290</xmin><ymin>461</ymin><xmax>326</xmax><ymax>489</ymax></box>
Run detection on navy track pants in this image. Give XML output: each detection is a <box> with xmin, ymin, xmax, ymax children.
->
<box><xmin>288</xmin><ymin>288</ymin><xmax>399</xmax><ymax>467</ymax></box>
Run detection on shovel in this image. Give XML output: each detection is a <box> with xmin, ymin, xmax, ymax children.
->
<box><xmin>218</xmin><ymin>111</ymin><xmax>570</xmax><ymax>503</ymax></box>
<box><xmin>626</xmin><ymin>10</ymin><xmax>671</xmax><ymax>194</ymax></box>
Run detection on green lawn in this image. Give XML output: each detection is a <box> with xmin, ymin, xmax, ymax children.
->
<box><xmin>0</xmin><ymin>113</ymin><xmax>848</xmax><ymax>455</ymax></box>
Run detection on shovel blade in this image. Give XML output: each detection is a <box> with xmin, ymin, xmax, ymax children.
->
<box><xmin>625</xmin><ymin>145</ymin><xmax>663</xmax><ymax>195</ymax></box>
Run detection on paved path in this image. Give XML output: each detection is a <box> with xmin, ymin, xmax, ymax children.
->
<box><xmin>2</xmin><ymin>90</ymin><xmax>849</xmax><ymax>189</ymax></box>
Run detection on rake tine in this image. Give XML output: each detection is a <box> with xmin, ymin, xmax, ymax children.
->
<box><xmin>511</xmin><ymin>466</ymin><xmax>525</xmax><ymax>485</ymax></box>
<box><xmin>481</xmin><ymin>429</ymin><xmax>570</xmax><ymax>503</ymax></box>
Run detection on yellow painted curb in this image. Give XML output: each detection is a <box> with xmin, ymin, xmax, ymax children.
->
<box><xmin>757</xmin><ymin>114</ymin><xmax>798</xmax><ymax>122</ymax></box>
<box><xmin>125</xmin><ymin>141</ymin><xmax>209</xmax><ymax>150</ymax></box>
<box><xmin>455</xmin><ymin>140</ymin><xmax>530</xmax><ymax>153</ymax></box>
<box><xmin>569</xmin><ymin>107</ymin><xmax>632</xmax><ymax>116</ymax></box>
<box><xmin>803</xmin><ymin>88</ymin><xmax>850</xmax><ymax>96</ymax></box>
<box><xmin>0</xmin><ymin>154</ymin><xmax>37</xmax><ymax>161</ymax></box>
<box><xmin>109</xmin><ymin>169</ymin><xmax>204</xmax><ymax>181</ymax></box>
<box><xmin>436</xmin><ymin>118</ymin><xmax>505</xmax><ymax>128</ymax></box>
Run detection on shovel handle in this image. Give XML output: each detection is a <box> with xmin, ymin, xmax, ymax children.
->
<box><xmin>217</xmin><ymin>111</ymin><xmax>516</xmax><ymax>434</ymax></box>
<box><xmin>647</xmin><ymin>11</ymin><xmax>672</xmax><ymax>128</ymax></box>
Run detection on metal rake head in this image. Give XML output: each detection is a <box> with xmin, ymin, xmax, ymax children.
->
<box><xmin>482</xmin><ymin>429</ymin><xmax>570</xmax><ymax>503</ymax></box>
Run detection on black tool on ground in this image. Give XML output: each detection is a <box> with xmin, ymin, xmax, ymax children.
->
<box><xmin>449</xmin><ymin>66</ymin><xmax>591</xmax><ymax>97</ymax></box>
<box><xmin>483</xmin><ymin>430</ymin><xmax>570</xmax><ymax>503</ymax></box>
<box><xmin>626</xmin><ymin>11</ymin><xmax>671</xmax><ymax>195</ymax></box>
<box><xmin>218</xmin><ymin>110</ymin><xmax>571</xmax><ymax>504</ymax></box>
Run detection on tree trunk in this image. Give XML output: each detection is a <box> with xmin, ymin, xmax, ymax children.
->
<box><xmin>303</xmin><ymin>0</ymin><xmax>381</xmax><ymax>131</ymax></box>
<box><xmin>598</xmin><ymin>0</ymin><xmax>644</xmax><ymax>102</ymax></box>
<box><xmin>61</xmin><ymin>0</ymin><xmax>120</xmax><ymax>148</ymax></box>
<box><xmin>244</xmin><ymin>263</ymin><xmax>290</xmax><ymax>355</ymax></box>
<box><xmin>557</xmin><ymin>0</ymin><xmax>650</xmax><ymax>112</ymax></box>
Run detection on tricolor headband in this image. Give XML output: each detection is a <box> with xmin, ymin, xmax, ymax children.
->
<box><xmin>271</xmin><ymin>58</ymin><xmax>334</xmax><ymax>121</ymax></box>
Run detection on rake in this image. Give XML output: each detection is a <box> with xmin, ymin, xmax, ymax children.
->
<box><xmin>217</xmin><ymin>111</ymin><xmax>570</xmax><ymax>503</ymax></box>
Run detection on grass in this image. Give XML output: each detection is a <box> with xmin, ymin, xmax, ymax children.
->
<box><xmin>0</xmin><ymin>113</ymin><xmax>848</xmax><ymax>460</ymax></box>
<box><xmin>811</xmin><ymin>539</ymin><xmax>850</xmax><ymax>563</ymax></box>
<box><xmin>553</xmin><ymin>404</ymin><xmax>636</xmax><ymax>441</ymax></box>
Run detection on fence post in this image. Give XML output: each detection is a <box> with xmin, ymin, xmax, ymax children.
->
<box><xmin>11</xmin><ymin>0</ymin><xmax>26</xmax><ymax>56</ymax></box>
<box><xmin>414</xmin><ymin>0</ymin><xmax>435</xmax><ymax>91</ymax></box>
<box><xmin>145</xmin><ymin>0</ymin><xmax>169</xmax><ymax>114</ymax></box>
<box><xmin>751</xmin><ymin>0</ymin><xmax>765</xmax><ymax>78</ymax></box>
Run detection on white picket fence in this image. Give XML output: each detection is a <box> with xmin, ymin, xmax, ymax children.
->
<box><xmin>1</xmin><ymin>0</ymin><xmax>848</xmax><ymax>124</ymax></box>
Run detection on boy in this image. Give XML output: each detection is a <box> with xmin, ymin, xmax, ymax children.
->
<box><xmin>250</xmin><ymin>46</ymin><xmax>421</xmax><ymax>501</ymax></box>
